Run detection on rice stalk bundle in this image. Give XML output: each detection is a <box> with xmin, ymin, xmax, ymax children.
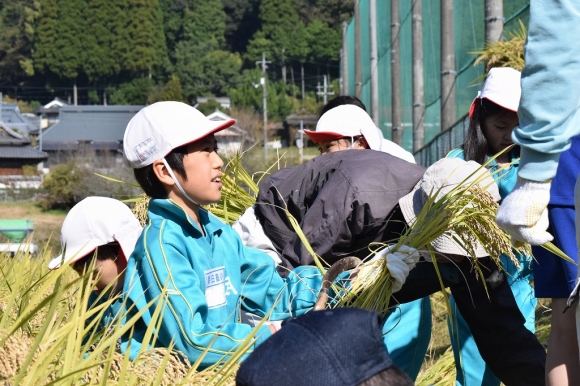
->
<box><xmin>131</xmin><ymin>193</ymin><xmax>151</xmax><ymax>227</ymax></box>
<box><xmin>472</xmin><ymin>19</ymin><xmax>526</xmax><ymax>72</ymax></box>
<box><xmin>207</xmin><ymin>151</ymin><xmax>259</xmax><ymax>224</ymax></box>
<box><xmin>331</xmin><ymin>165</ymin><xmax>529</xmax><ymax>317</ymax></box>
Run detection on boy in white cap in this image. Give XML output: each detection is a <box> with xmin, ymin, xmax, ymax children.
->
<box><xmin>49</xmin><ymin>197</ymin><xmax>142</xmax><ymax>324</ymax></box>
<box><xmin>120</xmin><ymin>101</ymin><xmax>322</xmax><ymax>368</ymax></box>
<box><xmin>304</xmin><ymin>102</ymin><xmax>416</xmax><ymax>163</ymax></box>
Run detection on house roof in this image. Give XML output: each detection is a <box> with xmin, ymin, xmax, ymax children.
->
<box><xmin>207</xmin><ymin>110</ymin><xmax>245</xmax><ymax>138</ymax></box>
<box><xmin>40</xmin><ymin>105</ymin><xmax>144</xmax><ymax>149</ymax></box>
<box><xmin>1</xmin><ymin>103</ymin><xmax>37</xmax><ymax>135</ymax></box>
<box><xmin>0</xmin><ymin>120</ymin><xmax>47</xmax><ymax>160</ymax></box>
<box><xmin>0</xmin><ymin>123</ymin><xmax>29</xmax><ymax>145</ymax></box>
<box><xmin>0</xmin><ymin>145</ymin><xmax>48</xmax><ymax>160</ymax></box>
<box><xmin>33</xmin><ymin>97</ymin><xmax>69</xmax><ymax>115</ymax></box>
<box><xmin>44</xmin><ymin>97</ymin><xmax>68</xmax><ymax>109</ymax></box>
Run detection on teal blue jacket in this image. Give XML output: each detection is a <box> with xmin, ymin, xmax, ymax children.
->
<box><xmin>120</xmin><ymin>199</ymin><xmax>322</xmax><ymax>367</ymax></box>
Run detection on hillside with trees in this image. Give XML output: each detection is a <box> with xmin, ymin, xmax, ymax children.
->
<box><xmin>0</xmin><ymin>0</ymin><xmax>351</xmax><ymax>119</ymax></box>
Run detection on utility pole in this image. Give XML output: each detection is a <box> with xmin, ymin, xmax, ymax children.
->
<box><xmin>341</xmin><ymin>21</ymin><xmax>349</xmax><ymax>95</ymax></box>
<box><xmin>369</xmin><ymin>0</ymin><xmax>379</xmax><ymax>126</ymax></box>
<box><xmin>391</xmin><ymin>0</ymin><xmax>403</xmax><ymax>145</ymax></box>
<box><xmin>354</xmin><ymin>0</ymin><xmax>362</xmax><ymax>98</ymax></box>
<box><xmin>441</xmin><ymin>0</ymin><xmax>456</xmax><ymax>132</ymax></box>
<box><xmin>412</xmin><ymin>0</ymin><xmax>425</xmax><ymax>152</ymax></box>
<box><xmin>316</xmin><ymin>75</ymin><xmax>335</xmax><ymax>105</ymax></box>
<box><xmin>256</xmin><ymin>52</ymin><xmax>271</xmax><ymax>161</ymax></box>
<box><xmin>485</xmin><ymin>0</ymin><xmax>504</xmax><ymax>44</ymax></box>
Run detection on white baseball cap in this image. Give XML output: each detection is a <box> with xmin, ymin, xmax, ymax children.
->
<box><xmin>304</xmin><ymin>105</ymin><xmax>382</xmax><ymax>150</ymax></box>
<box><xmin>123</xmin><ymin>101</ymin><xmax>235</xmax><ymax>168</ymax></box>
<box><xmin>398</xmin><ymin>158</ymin><xmax>500</xmax><ymax>258</ymax></box>
<box><xmin>48</xmin><ymin>197</ymin><xmax>143</xmax><ymax>269</ymax></box>
<box><xmin>469</xmin><ymin>67</ymin><xmax>521</xmax><ymax>118</ymax></box>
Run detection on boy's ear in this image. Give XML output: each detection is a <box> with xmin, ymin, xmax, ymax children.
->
<box><xmin>152</xmin><ymin>159</ymin><xmax>175</xmax><ymax>187</ymax></box>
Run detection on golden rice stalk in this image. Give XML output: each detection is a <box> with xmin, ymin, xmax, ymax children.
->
<box><xmin>416</xmin><ymin>346</ymin><xmax>456</xmax><ymax>386</ymax></box>
<box><xmin>472</xmin><ymin>19</ymin><xmax>526</xmax><ymax>72</ymax></box>
<box><xmin>131</xmin><ymin>193</ymin><xmax>151</xmax><ymax>227</ymax></box>
<box><xmin>206</xmin><ymin>150</ymin><xmax>259</xmax><ymax>224</ymax></box>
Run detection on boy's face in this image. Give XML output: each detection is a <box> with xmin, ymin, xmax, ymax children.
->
<box><xmin>316</xmin><ymin>137</ymin><xmax>366</xmax><ymax>154</ymax></box>
<box><xmin>72</xmin><ymin>245</ymin><xmax>125</xmax><ymax>295</ymax></box>
<box><xmin>175</xmin><ymin>134</ymin><xmax>224</xmax><ymax>206</ymax></box>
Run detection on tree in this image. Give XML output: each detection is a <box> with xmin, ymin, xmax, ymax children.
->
<box><xmin>32</xmin><ymin>0</ymin><xmax>59</xmax><ymax>75</ymax></box>
<box><xmin>159</xmin><ymin>0</ymin><xmax>189</xmax><ymax>56</ymax></box>
<box><xmin>174</xmin><ymin>47</ymin><xmax>242</xmax><ymax>101</ymax></box>
<box><xmin>83</xmin><ymin>0</ymin><xmax>123</xmax><ymax>82</ymax></box>
<box><xmin>108</xmin><ymin>77</ymin><xmax>154</xmax><ymax>105</ymax></box>
<box><xmin>287</xmin><ymin>22</ymin><xmax>311</xmax><ymax>98</ymax></box>
<box><xmin>39</xmin><ymin>161</ymin><xmax>86</xmax><ymax>211</ymax></box>
<box><xmin>306</xmin><ymin>19</ymin><xmax>341</xmax><ymax>64</ymax></box>
<box><xmin>196</xmin><ymin>98</ymin><xmax>230</xmax><ymax>116</ymax></box>
<box><xmin>222</xmin><ymin>0</ymin><xmax>261</xmax><ymax>53</ymax></box>
<box><xmin>33</xmin><ymin>0</ymin><xmax>86</xmax><ymax>102</ymax></box>
<box><xmin>229</xmin><ymin>69</ymin><xmax>292</xmax><ymax>121</ymax></box>
<box><xmin>147</xmin><ymin>75</ymin><xmax>185</xmax><ymax>103</ymax></box>
<box><xmin>172</xmin><ymin>0</ymin><xmax>233</xmax><ymax>100</ymax></box>
<box><xmin>292</xmin><ymin>0</ymin><xmax>354</xmax><ymax>29</ymax></box>
<box><xmin>252</xmin><ymin>0</ymin><xmax>301</xmax><ymax>81</ymax></box>
<box><xmin>245</xmin><ymin>31</ymin><xmax>275</xmax><ymax>65</ymax></box>
<box><xmin>0</xmin><ymin>0</ymin><xmax>38</xmax><ymax>83</ymax></box>
<box><xmin>182</xmin><ymin>0</ymin><xmax>226</xmax><ymax>49</ymax></box>
<box><xmin>119</xmin><ymin>0</ymin><xmax>167</xmax><ymax>77</ymax></box>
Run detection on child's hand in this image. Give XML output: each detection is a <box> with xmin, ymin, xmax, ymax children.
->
<box><xmin>267</xmin><ymin>320</ymin><xmax>283</xmax><ymax>334</ymax></box>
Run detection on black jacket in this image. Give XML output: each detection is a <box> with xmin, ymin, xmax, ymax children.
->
<box><xmin>255</xmin><ymin>150</ymin><xmax>425</xmax><ymax>271</ymax></box>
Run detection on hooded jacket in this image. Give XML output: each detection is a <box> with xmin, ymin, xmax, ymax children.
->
<box><xmin>255</xmin><ymin>150</ymin><xmax>425</xmax><ymax>271</ymax></box>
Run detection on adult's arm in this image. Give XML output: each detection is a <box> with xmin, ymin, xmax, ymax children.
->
<box><xmin>513</xmin><ymin>0</ymin><xmax>580</xmax><ymax>181</ymax></box>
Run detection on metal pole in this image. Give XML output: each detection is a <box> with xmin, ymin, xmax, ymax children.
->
<box><xmin>323</xmin><ymin>75</ymin><xmax>328</xmax><ymax>105</ymax></box>
<box><xmin>263</xmin><ymin>63</ymin><xmax>268</xmax><ymax>161</ymax></box>
<box><xmin>256</xmin><ymin>52</ymin><xmax>271</xmax><ymax>161</ymax></box>
<box><xmin>391</xmin><ymin>0</ymin><xmax>403</xmax><ymax>145</ymax></box>
<box><xmin>39</xmin><ymin>112</ymin><xmax>43</xmax><ymax>152</ymax></box>
<box><xmin>299</xmin><ymin>120</ymin><xmax>304</xmax><ymax>164</ymax></box>
<box><xmin>341</xmin><ymin>21</ymin><xmax>349</xmax><ymax>95</ymax></box>
<box><xmin>369</xmin><ymin>0</ymin><xmax>379</xmax><ymax>127</ymax></box>
<box><xmin>354</xmin><ymin>0</ymin><xmax>362</xmax><ymax>98</ymax></box>
<box><xmin>485</xmin><ymin>0</ymin><xmax>504</xmax><ymax>44</ymax></box>
<box><xmin>412</xmin><ymin>0</ymin><xmax>425</xmax><ymax>152</ymax></box>
<box><xmin>440</xmin><ymin>0</ymin><xmax>456</xmax><ymax>132</ymax></box>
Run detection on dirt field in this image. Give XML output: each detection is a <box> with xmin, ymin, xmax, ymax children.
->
<box><xmin>0</xmin><ymin>201</ymin><xmax>67</xmax><ymax>255</ymax></box>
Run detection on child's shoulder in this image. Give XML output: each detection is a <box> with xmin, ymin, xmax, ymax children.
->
<box><xmin>446</xmin><ymin>147</ymin><xmax>465</xmax><ymax>159</ymax></box>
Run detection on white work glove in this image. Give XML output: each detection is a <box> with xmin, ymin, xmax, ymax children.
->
<box><xmin>371</xmin><ymin>245</ymin><xmax>420</xmax><ymax>292</ymax></box>
<box><xmin>496</xmin><ymin>177</ymin><xmax>553</xmax><ymax>246</ymax></box>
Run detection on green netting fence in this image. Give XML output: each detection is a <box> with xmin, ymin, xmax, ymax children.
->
<box><xmin>344</xmin><ymin>0</ymin><xmax>529</xmax><ymax>166</ymax></box>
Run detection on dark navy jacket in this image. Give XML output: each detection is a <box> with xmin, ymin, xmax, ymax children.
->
<box><xmin>255</xmin><ymin>150</ymin><xmax>425</xmax><ymax>271</ymax></box>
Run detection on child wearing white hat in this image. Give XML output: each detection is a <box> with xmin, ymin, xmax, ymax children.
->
<box><xmin>49</xmin><ymin>196</ymin><xmax>142</xmax><ymax>292</ymax></box>
<box><xmin>120</xmin><ymin>101</ymin><xmax>322</xmax><ymax>368</ymax></box>
<box><xmin>49</xmin><ymin>197</ymin><xmax>142</xmax><ymax>326</ymax></box>
<box><xmin>304</xmin><ymin>103</ymin><xmax>416</xmax><ymax>163</ymax></box>
<box><xmin>446</xmin><ymin>67</ymin><xmax>536</xmax><ymax>386</ymax></box>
